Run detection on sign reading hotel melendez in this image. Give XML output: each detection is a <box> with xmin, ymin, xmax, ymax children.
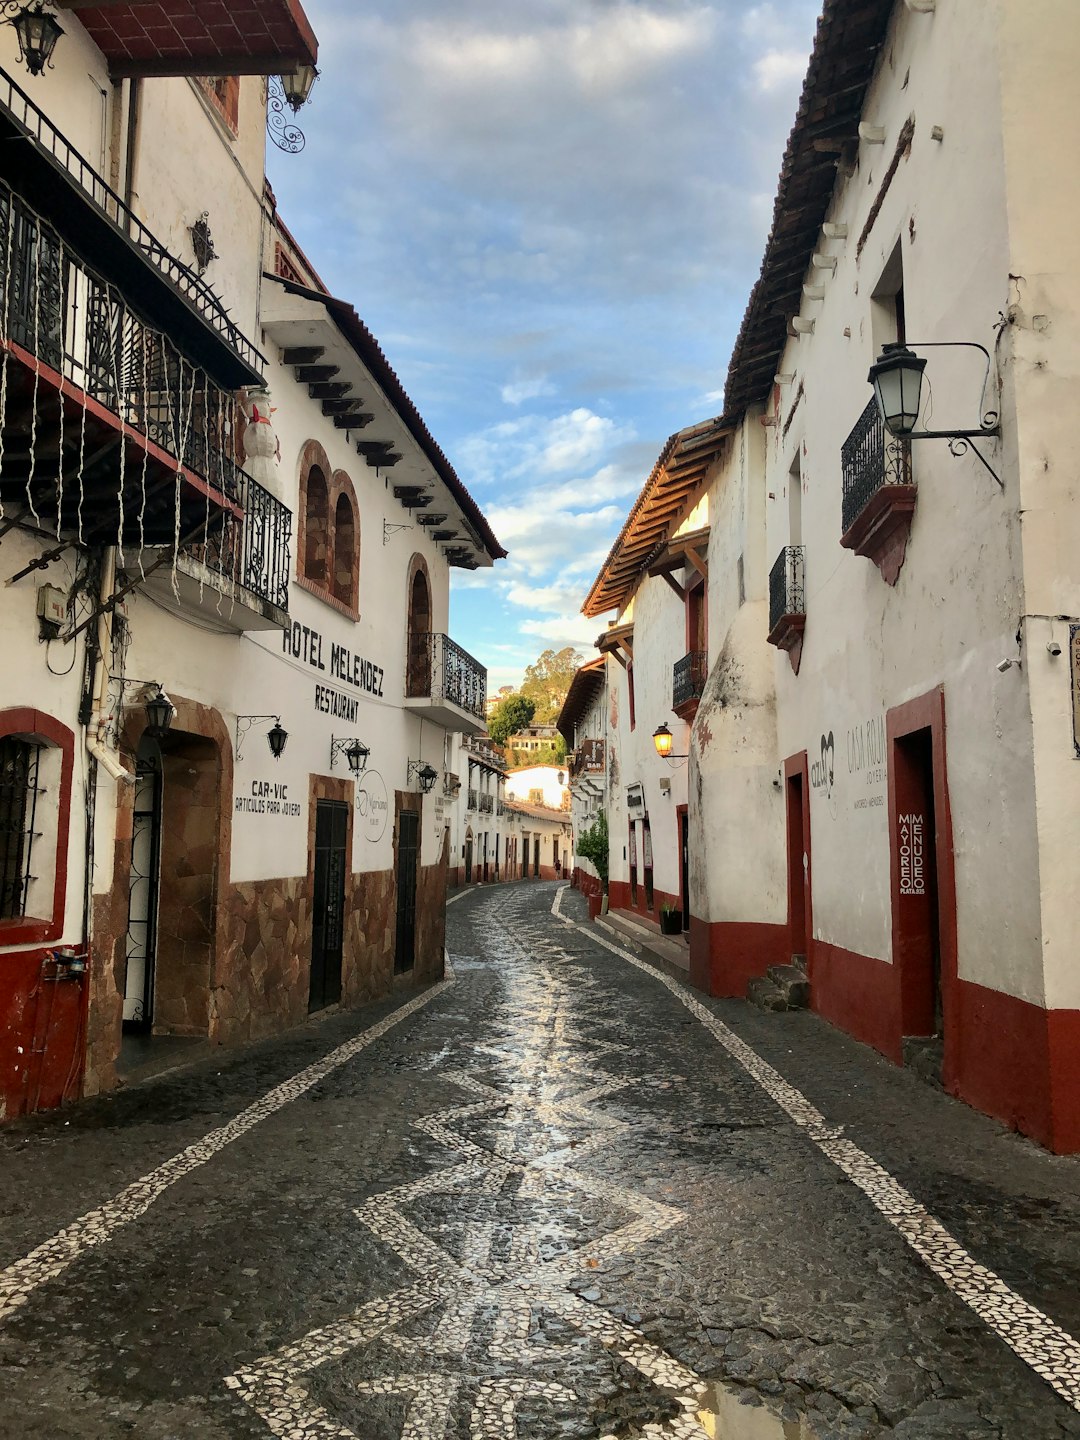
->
<box><xmin>283</xmin><ymin>620</ymin><xmax>385</xmax><ymax>724</ymax></box>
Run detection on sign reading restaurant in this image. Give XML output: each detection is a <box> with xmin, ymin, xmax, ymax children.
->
<box><xmin>283</xmin><ymin>621</ymin><xmax>385</xmax><ymax>723</ymax></box>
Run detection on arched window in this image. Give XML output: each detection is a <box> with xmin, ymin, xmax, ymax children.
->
<box><xmin>332</xmin><ymin>484</ymin><xmax>359</xmax><ymax>611</ymax></box>
<box><xmin>303</xmin><ymin>465</ymin><xmax>329</xmax><ymax>585</ymax></box>
<box><xmin>406</xmin><ymin>560</ymin><xmax>432</xmax><ymax>697</ymax></box>
<box><xmin>297</xmin><ymin>443</ymin><xmax>361</xmax><ymax>619</ymax></box>
<box><xmin>0</xmin><ymin>708</ymin><xmax>74</xmax><ymax>945</ymax></box>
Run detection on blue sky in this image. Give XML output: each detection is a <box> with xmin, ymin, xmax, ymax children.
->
<box><xmin>268</xmin><ymin>0</ymin><xmax>822</xmax><ymax>693</ymax></box>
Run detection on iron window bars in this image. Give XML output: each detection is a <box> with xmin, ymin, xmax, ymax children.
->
<box><xmin>841</xmin><ymin>395</ymin><xmax>912</xmax><ymax>535</ymax></box>
<box><xmin>0</xmin><ymin>736</ymin><xmax>41</xmax><ymax>920</ymax></box>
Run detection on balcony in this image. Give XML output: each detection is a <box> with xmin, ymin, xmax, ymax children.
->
<box><xmin>767</xmin><ymin>546</ymin><xmax>806</xmax><ymax>674</ymax></box>
<box><xmin>0</xmin><ymin>177</ymin><xmax>289</xmax><ymax>627</ymax></box>
<box><xmin>672</xmin><ymin>651</ymin><xmax>707</xmax><ymax>722</ymax></box>
<box><xmin>0</xmin><ymin>67</ymin><xmax>262</xmax><ymax>384</ymax></box>
<box><xmin>478</xmin><ymin>793</ymin><xmax>494</xmax><ymax>814</ymax></box>
<box><xmin>467</xmin><ymin>787</ymin><xmax>478</xmax><ymax>811</ymax></box>
<box><xmin>405</xmin><ymin>632</ymin><xmax>488</xmax><ymax>736</ymax></box>
<box><xmin>840</xmin><ymin>397</ymin><xmax>916</xmax><ymax>586</ymax></box>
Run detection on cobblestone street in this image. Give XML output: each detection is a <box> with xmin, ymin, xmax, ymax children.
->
<box><xmin>2</xmin><ymin>882</ymin><xmax>1080</xmax><ymax>1439</ymax></box>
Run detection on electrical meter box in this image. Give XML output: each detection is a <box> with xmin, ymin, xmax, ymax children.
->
<box><xmin>36</xmin><ymin>584</ymin><xmax>66</xmax><ymax>630</ymax></box>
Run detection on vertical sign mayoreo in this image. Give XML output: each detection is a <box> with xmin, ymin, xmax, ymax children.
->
<box><xmin>1071</xmin><ymin>625</ymin><xmax>1080</xmax><ymax>758</ymax></box>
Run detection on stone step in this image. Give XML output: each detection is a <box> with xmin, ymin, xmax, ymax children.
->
<box><xmin>747</xmin><ymin>976</ymin><xmax>789</xmax><ymax>1012</ymax></box>
<box><xmin>766</xmin><ymin>964</ymin><xmax>811</xmax><ymax>1009</ymax></box>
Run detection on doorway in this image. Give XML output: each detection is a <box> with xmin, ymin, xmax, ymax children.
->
<box><xmin>533</xmin><ymin>836</ymin><xmax>540</xmax><ymax>877</ymax></box>
<box><xmin>629</xmin><ymin>820</ymin><xmax>638</xmax><ymax>906</ymax></box>
<box><xmin>395</xmin><ymin>809</ymin><xmax>419</xmax><ymax>973</ymax></box>
<box><xmin>677</xmin><ymin>806</ymin><xmax>690</xmax><ymax>931</ymax></box>
<box><xmin>892</xmin><ymin>728</ymin><xmax>942</xmax><ymax>1041</ymax></box>
<box><xmin>464</xmin><ymin>833</ymin><xmax>473</xmax><ymax>884</ymax></box>
<box><xmin>406</xmin><ymin>564</ymin><xmax>432</xmax><ymax>697</ymax></box>
<box><xmin>785</xmin><ymin>756</ymin><xmax>811</xmax><ymax>965</ymax></box>
<box><xmin>310</xmin><ymin>799</ymin><xmax>347</xmax><ymax>1011</ymax></box>
<box><xmin>123</xmin><ymin>736</ymin><xmax>162</xmax><ymax>1032</ymax></box>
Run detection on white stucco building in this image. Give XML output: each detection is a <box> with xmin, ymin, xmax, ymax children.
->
<box><xmin>577</xmin><ymin>0</ymin><xmax>1080</xmax><ymax>1153</ymax></box>
<box><xmin>0</xmin><ymin>4</ymin><xmax>503</xmax><ymax>1117</ymax></box>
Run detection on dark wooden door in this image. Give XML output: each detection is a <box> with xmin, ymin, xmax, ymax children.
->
<box><xmin>310</xmin><ymin>800</ymin><xmax>347</xmax><ymax>1012</ymax></box>
<box><xmin>395</xmin><ymin>810</ymin><xmax>419</xmax><ymax>973</ymax></box>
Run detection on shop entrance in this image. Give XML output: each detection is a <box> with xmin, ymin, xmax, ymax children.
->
<box><xmin>123</xmin><ymin>736</ymin><xmax>163</xmax><ymax>1032</ymax></box>
<box><xmin>892</xmin><ymin>726</ymin><xmax>943</xmax><ymax>1051</ymax></box>
<box><xmin>678</xmin><ymin>806</ymin><xmax>690</xmax><ymax>932</ymax></box>
<box><xmin>464</xmin><ymin>832</ymin><xmax>473</xmax><ymax>885</ymax></box>
<box><xmin>310</xmin><ymin>799</ymin><xmax>347</xmax><ymax>1012</ymax></box>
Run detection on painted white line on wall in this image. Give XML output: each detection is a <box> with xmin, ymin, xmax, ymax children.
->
<box><xmin>551</xmin><ymin>885</ymin><xmax>1080</xmax><ymax>1413</ymax></box>
<box><xmin>0</xmin><ymin>965</ymin><xmax>455</xmax><ymax>1326</ymax></box>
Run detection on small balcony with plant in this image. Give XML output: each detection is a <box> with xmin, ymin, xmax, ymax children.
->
<box><xmin>767</xmin><ymin>545</ymin><xmax>806</xmax><ymax>674</ymax></box>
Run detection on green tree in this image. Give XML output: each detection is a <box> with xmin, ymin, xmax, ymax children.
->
<box><xmin>520</xmin><ymin>646</ymin><xmax>585</xmax><ymax>725</ymax></box>
<box><xmin>488</xmin><ymin>693</ymin><xmax>536</xmax><ymax>747</ymax></box>
<box><xmin>576</xmin><ymin>810</ymin><xmax>609</xmax><ymax>894</ymax></box>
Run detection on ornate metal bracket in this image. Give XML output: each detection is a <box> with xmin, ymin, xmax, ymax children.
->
<box><xmin>383</xmin><ymin>519</ymin><xmax>413</xmax><ymax>545</ymax></box>
<box><xmin>897</xmin><ymin>340</ymin><xmax>1003</xmax><ymax>488</ymax></box>
<box><xmin>267</xmin><ymin>75</ymin><xmax>306</xmax><ymax>154</ymax></box>
<box><xmin>188</xmin><ymin>212</ymin><xmax>217</xmax><ymax>275</ymax></box>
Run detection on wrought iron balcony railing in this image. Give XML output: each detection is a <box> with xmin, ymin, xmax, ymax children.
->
<box><xmin>769</xmin><ymin>546</ymin><xmax>806</xmax><ymax>632</ymax></box>
<box><xmin>0</xmin><ymin>65</ymin><xmax>262</xmax><ymax>375</ymax></box>
<box><xmin>0</xmin><ymin>180</ymin><xmax>291</xmax><ymax>615</ymax></box>
<box><xmin>841</xmin><ymin>396</ymin><xmax>912</xmax><ymax>534</ymax></box>
<box><xmin>406</xmin><ymin>633</ymin><xmax>487</xmax><ymax>721</ymax></box>
<box><xmin>467</xmin><ymin>787</ymin><xmax>478</xmax><ymax>811</ymax></box>
<box><xmin>478</xmin><ymin>792</ymin><xmax>494</xmax><ymax>814</ymax></box>
<box><xmin>672</xmin><ymin>651</ymin><xmax>707</xmax><ymax>710</ymax></box>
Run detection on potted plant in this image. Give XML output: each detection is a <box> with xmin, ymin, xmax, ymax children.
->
<box><xmin>576</xmin><ymin>811</ymin><xmax>609</xmax><ymax>920</ymax></box>
<box><xmin>659</xmin><ymin>902</ymin><xmax>683</xmax><ymax>936</ymax></box>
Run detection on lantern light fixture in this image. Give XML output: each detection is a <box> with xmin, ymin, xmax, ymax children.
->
<box><xmin>279</xmin><ymin>60</ymin><xmax>319</xmax><ymax>112</ymax></box>
<box><xmin>4</xmin><ymin>2</ymin><xmax>64</xmax><ymax>77</ymax></box>
<box><xmin>331</xmin><ymin>735</ymin><xmax>370</xmax><ymax>775</ymax></box>
<box><xmin>408</xmin><ymin>760</ymin><xmax>439</xmax><ymax>794</ymax></box>
<box><xmin>235</xmin><ymin>714</ymin><xmax>289</xmax><ymax>761</ymax></box>
<box><xmin>652</xmin><ymin>723</ymin><xmax>689</xmax><ymax>766</ymax></box>
<box><xmin>867</xmin><ymin>340</ymin><xmax>1002</xmax><ymax>486</ymax></box>
<box><xmin>143</xmin><ymin>686</ymin><xmax>175</xmax><ymax>740</ymax></box>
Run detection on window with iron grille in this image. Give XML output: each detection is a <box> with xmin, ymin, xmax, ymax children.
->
<box><xmin>0</xmin><ymin>737</ymin><xmax>42</xmax><ymax>920</ymax></box>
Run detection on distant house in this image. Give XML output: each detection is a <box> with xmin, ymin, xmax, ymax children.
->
<box><xmin>507</xmin><ymin>724</ymin><xmax>561</xmax><ymax>762</ymax></box>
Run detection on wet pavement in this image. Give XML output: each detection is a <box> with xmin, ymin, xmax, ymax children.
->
<box><xmin>2</xmin><ymin>881</ymin><xmax>1080</xmax><ymax>1438</ymax></box>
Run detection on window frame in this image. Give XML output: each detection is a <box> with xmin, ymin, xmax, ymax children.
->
<box><xmin>0</xmin><ymin>708</ymin><xmax>74</xmax><ymax>946</ymax></box>
<box><xmin>296</xmin><ymin>441</ymin><xmax>361</xmax><ymax>621</ymax></box>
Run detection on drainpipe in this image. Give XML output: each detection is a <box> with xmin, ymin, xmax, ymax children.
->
<box><xmin>85</xmin><ymin>546</ymin><xmax>133</xmax><ymax>785</ymax></box>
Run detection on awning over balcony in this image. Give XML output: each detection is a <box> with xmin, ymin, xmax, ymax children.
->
<box><xmin>56</xmin><ymin>0</ymin><xmax>318</xmax><ymax>78</ymax></box>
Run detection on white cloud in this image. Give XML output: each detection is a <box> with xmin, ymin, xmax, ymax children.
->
<box><xmin>520</xmin><ymin>614</ymin><xmax>604</xmax><ymax>650</ymax></box>
<box><xmin>500</xmin><ymin>375</ymin><xmax>555</xmax><ymax>406</ymax></box>
<box><xmin>752</xmin><ymin>47</ymin><xmax>809</xmax><ymax>94</ymax></box>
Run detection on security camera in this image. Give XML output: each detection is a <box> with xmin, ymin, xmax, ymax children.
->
<box><xmin>1047</xmin><ymin>641</ymin><xmax>1062</xmax><ymax>657</ymax></box>
<box><xmin>996</xmin><ymin>657</ymin><xmax>1016</xmax><ymax>673</ymax></box>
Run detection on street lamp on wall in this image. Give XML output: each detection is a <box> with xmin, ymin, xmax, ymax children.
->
<box><xmin>867</xmin><ymin>340</ymin><xmax>1002</xmax><ymax>486</ymax></box>
<box><xmin>331</xmin><ymin>736</ymin><xmax>370</xmax><ymax>775</ymax></box>
<box><xmin>143</xmin><ymin>687</ymin><xmax>175</xmax><ymax>740</ymax></box>
<box><xmin>279</xmin><ymin>61</ymin><xmax>319</xmax><ymax>112</ymax></box>
<box><xmin>235</xmin><ymin>715</ymin><xmax>289</xmax><ymax>761</ymax></box>
<box><xmin>652</xmin><ymin>724</ymin><xmax>689</xmax><ymax>766</ymax></box>
<box><xmin>408</xmin><ymin>760</ymin><xmax>439</xmax><ymax>794</ymax></box>
<box><xmin>3</xmin><ymin>2</ymin><xmax>64</xmax><ymax>77</ymax></box>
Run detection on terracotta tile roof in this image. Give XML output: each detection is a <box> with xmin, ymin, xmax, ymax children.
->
<box><xmin>505</xmin><ymin>800</ymin><xmax>569</xmax><ymax>824</ymax></box>
<box><xmin>556</xmin><ymin>657</ymin><xmax>606</xmax><ymax>745</ymax></box>
<box><xmin>723</xmin><ymin>0</ymin><xmax>896</xmax><ymax>414</ymax></box>
<box><xmin>581</xmin><ymin>417</ymin><xmax>732</xmax><ymax>619</ymax></box>
<box><xmin>66</xmin><ymin>0</ymin><xmax>318</xmax><ymax>78</ymax></box>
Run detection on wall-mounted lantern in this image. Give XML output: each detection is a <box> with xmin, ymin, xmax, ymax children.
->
<box><xmin>4</xmin><ymin>2</ymin><xmax>64</xmax><ymax>77</ymax></box>
<box><xmin>331</xmin><ymin>736</ymin><xmax>369</xmax><ymax>775</ymax></box>
<box><xmin>235</xmin><ymin>714</ymin><xmax>289</xmax><ymax>761</ymax></box>
<box><xmin>408</xmin><ymin>760</ymin><xmax>439</xmax><ymax>794</ymax></box>
<box><xmin>279</xmin><ymin>61</ymin><xmax>319</xmax><ymax>112</ymax></box>
<box><xmin>143</xmin><ymin>687</ymin><xmax>175</xmax><ymax>740</ymax></box>
<box><xmin>867</xmin><ymin>340</ymin><xmax>1002</xmax><ymax>486</ymax></box>
<box><xmin>652</xmin><ymin>723</ymin><xmax>690</xmax><ymax>768</ymax></box>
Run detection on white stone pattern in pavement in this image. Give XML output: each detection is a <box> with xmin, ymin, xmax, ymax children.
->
<box><xmin>225</xmin><ymin>897</ymin><xmax>714</xmax><ymax>1438</ymax></box>
<box><xmin>0</xmin><ymin>968</ymin><xmax>455</xmax><ymax>1327</ymax></box>
<box><xmin>550</xmin><ymin>886</ymin><xmax>1080</xmax><ymax>1414</ymax></box>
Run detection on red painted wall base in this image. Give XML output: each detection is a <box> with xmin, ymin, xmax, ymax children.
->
<box><xmin>810</xmin><ymin>940</ymin><xmax>904</xmax><ymax>1064</ymax></box>
<box><xmin>688</xmin><ymin>917</ymin><xmax>788</xmax><ymax>997</ymax></box>
<box><xmin>1</xmin><ymin>947</ymin><xmax>86</xmax><ymax>1121</ymax></box>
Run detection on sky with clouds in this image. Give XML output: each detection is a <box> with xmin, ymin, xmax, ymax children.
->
<box><xmin>268</xmin><ymin>0</ymin><xmax>822</xmax><ymax>693</ymax></box>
